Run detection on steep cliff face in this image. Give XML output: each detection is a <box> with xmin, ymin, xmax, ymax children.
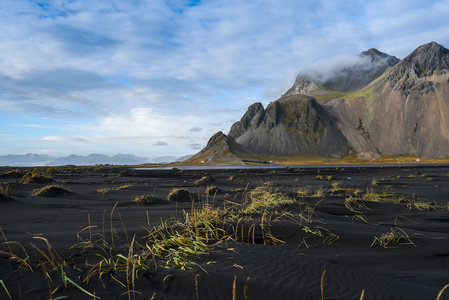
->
<box><xmin>229</xmin><ymin>95</ymin><xmax>349</xmax><ymax>158</ymax></box>
<box><xmin>324</xmin><ymin>42</ymin><xmax>449</xmax><ymax>158</ymax></box>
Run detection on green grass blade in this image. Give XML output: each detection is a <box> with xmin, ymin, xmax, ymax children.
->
<box><xmin>0</xmin><ymin>280</ymin><xmax>12</xmax><ymax>299</ymax></box>
<box><xmin>63</xmin><ymin>275</ymin><xmax>100</xmax><ymax>299</ymax></box>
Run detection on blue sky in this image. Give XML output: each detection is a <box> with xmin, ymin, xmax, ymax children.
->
<box><xmin>1</xmin><ymin>0</ymin><xmax>449</xmax><ymax>159</ymax></box>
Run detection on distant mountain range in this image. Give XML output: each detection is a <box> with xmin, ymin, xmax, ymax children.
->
<box><xmin>188</xmin><ymin>42</ymin><xmax>449</xmax><ymax>164</ymax></box>
<box><xmin>0</xmin><ymin>153</ymin><xmax>186</xmax><ymax>166</ymax></box>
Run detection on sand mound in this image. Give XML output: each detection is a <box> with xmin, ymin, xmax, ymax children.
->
<box><xmin>166</xmin><ymin>188</ymin><xmax>195</xmax><ymax>202</ymax></box>
<box><xmin>32</xmin><ymin>186</ymin><xmax>73</xmax><ymax>197</ymax></box>
<box><xmin>0</xmin><ymin>193</ymin><xmax>16</xmax><ymax>204</ymax></box>
<box><xmin>0</xmin><ymin>171</ymin><xmax>23</xmax><ymax>179</ymax></box>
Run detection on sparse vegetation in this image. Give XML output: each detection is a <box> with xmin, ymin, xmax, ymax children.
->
<box><xmin>312</xmin><ymin>186</ymin><xmax>325</xmax><ymax>198</ymax></box>
<box><xmin>96</xmin><ymin>187</ymin><xmax>113</xmax><ymax>195</ymax></box>
<box><xmin>31</xmin><ymin>184</ymin><xmax>70</xmax><ymax>197</ymax></box>
<box><xmin>244</xmin><ymin>184</ymin><xmax>296</xmax><ymax>214</ymax></box>
<box><xmin>166</xmin><ymin>188</ymin><xmax>194</xmax><ymax>202</ymax></box>
<box><xmin>117</xmin><ymin>183</ymin><xmax>135</xmax><ymax>190</ymax></box>
<box><xmin>204</xmin><ymin>186</ymin><xmax>219</xmax><ymax>195</ymax></box>
<box><xmin>0</xmin><ymin>183</ymin><xmax>18</xmax><ymax>197</ymax></box>
<box><xmin>46</xmin><ymin>167</ymin><xmax>58</xmax><ymax>174</ymax></box>
<box><xmin>1</xmin><ymin>164</ymin><xmax>449</xmax><ymax>299</ymax></box>
<box><xmin>194</xmin><ymin>175</ymin><xmax>213</xmax><ymax>187</ymax></box>
<box><xmin>133</xmin><ymin>194</ymin><xmax>164</xmax><ymax>205</ymax></box>
<box><xmin>19</xmin><ymin>168</ymin><xmax>54</xmax><ymax>184</ymax></box>
<box><xmin>371</xmin><ymin>228</ymin><xmax>415</xmax><ymax>248</ymax></box>
<box><xmin>297</xmin><ymin>185</ymin><xmax>311</xmax><ymax>196</ymax></box>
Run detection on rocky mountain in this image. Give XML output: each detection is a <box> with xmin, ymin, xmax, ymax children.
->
<box><xmin>324</xmin><ymin>42</ymin><xmax>449</xmax><ymax>158</ymax></box>
<box><xmin>192</xmin><ymin>42</ymin><xmax>449</xmax><ymax>163</ymax></box>
<box><xmin>0</xmin><ymin>153</ymin><xmax>163</xmax><ymax>166</ymax></box>
<box><xmin>48</xmin><ymin>154</ymin><xmax>151</xmax><ymax>166</ymax></box>
<box><xmin>228</xmin><ymin>95</ymin><xmax>349</xmax><ymax>157</ymax></box>
<box><xmin>0</xmin><ymin>153</ymin><xmax>53</xmax><ymax>166</ymax></box>
<box><xmin>186</xmin><ymin>131</ymin><xmax>259</xmax><ymax>165</ymax></box>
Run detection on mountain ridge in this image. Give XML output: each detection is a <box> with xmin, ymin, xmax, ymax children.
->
<box><xmin>192</xmin><ymin>42</ymin><xmax>449</xmax><ymax>163</ymax></box>
<box><xmin>0</xmin><ymin>153</ymin><xmax>178</xmax><ymax>166</ymax></box>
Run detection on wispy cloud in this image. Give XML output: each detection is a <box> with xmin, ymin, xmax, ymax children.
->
<box><xmin>154</xmin><ymin>141</ymin><xmax>168</xmax><ymax>146</ymax></box>
<box><xmin>190</xmin><ymin>143</ymin><xmax>203</xmax><ymax>150</ymax></box>
<box><xmin>15</xmin><ymin>124</ymin><xmax>46</xmax><ymax>128</ymax></box>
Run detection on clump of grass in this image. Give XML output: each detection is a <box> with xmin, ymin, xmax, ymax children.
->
<box><xmin>371</xmin><ymin>179</ymin><xmax>378</xmax><ymax>186</ymax></box>
<box><xmin>244</xmin><ymin>184</ymin><xmax>295</xmax><ymax>214</ymax></box>
<box><xmin>194</xmin><ymin>176</ymin><xmax>213</xmax><ymax>187</ymax></box>
<box><xmin>316</xmin><ymin>175</ymin><xmax>324</xmax><ymax>180</ymax></box>
<box><xmin>330</xmin><ymin>182</ymin><xmax>341</xmax><ymax>191</ymax></box>
<box><xmin>117</xmin><ymin>183</ymin><xmax>135</xmax><ymax>190</ymax></box>
<box><xmin>312</xmin><ymin>187</ymin><xmax>325</xmax><ymax>198</ymax></box>
<box><xmin>19</xmin><ymin>168</ymin><xmax>53</xmax><ymax>184</ymax></box>
<box><xmin>363</xmin><ymin>188</ymin><xmax>397</xmax><ymax>202</ymax></box>
<box><xmin>146</xmin><ymin>229</ymin><xmax>208</xmax><ymax>270</ymax></box>
<box><xmin>371</xmin><ymin>227</ymin><xmax>415</xmax><ymax>248</ymax></box>
<box><xmin>0</xmin><ymin>183</ymin><xmax>18</xmax><ymax>197</ymax></box>
<box><xmin>133</xmin><ymin>194</ymin><xmax>164</xmax><ymax>205</ymax></box>
<box><xmin>302</xmin><ymin>226</ymin><xmax>340</xmax><ymax>244</ymax></box>
<box><xmin>96</xmin><ymin>187</ymin><xmax>113</xmax><ymax>195</ymax></box>
<box><xmin>411</xmin><ymin>200</ymin><xmax>440</xmax><ymax>211</ymax></box>
<box><xmin>46</xmin><ymin>167</ymin><xmax>58</xmax><ymax>174</ymax></box>
<box><xmin>344</xmin><ymin>187</ymin><xmax>445</xmax><ymax>213</ymax></box>
<box><xmin>297</xmin><ymin>185</ymin><xmax>311</xmax><ymax>196</ymax></box>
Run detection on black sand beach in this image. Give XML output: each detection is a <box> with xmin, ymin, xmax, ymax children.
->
<box><xmin>1</xmin><ymin>164</ymin><xmax>449</xmax><ymax>299</ymax></box>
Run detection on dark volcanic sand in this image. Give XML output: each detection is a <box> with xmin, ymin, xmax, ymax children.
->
<box><xmin>1</xmin><ymin>165</ymin><xmax>449</xmax><ymax>299</ymax></box>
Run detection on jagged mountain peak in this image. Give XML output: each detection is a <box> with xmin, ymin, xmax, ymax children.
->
<box><xmin>385</xmin><ymin>42</ymin><xmax>449</xmax><ymax>92</ymax></box>
<box><xmin>400</xmin><ymin>41</ymin><xmax>449</xmax><ymax>71</ymax></box>
<box><xmin>361</xmin><ymin>48</ymin><xmax>384</xmax><ymax>56</ymax></box>
<box><xmin>285</xmin><ymin>48</ymin><xmax>399</xmax><ymax>97</ymax></box>
<box><xmin>186</xmin><ymin>131</ymin><xmax>258</xmax><ymax>165</ymax></box>
<box><xmin>360</xmin><ymin>48</ymin><xmax>400</xmax><ymax>66</ymax></box>
<box><xmin>228</xmin><ymin>95</ymin><xmax>349</xmax><ymax>158</ymax></box>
